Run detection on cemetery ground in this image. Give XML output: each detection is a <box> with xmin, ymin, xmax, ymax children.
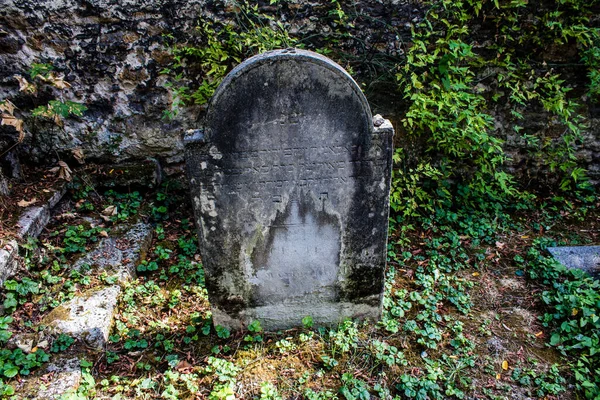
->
<box><xmin>0</xmin><ymin>172</ymin><xmax>599</xmax><ymax>399</ymax></box>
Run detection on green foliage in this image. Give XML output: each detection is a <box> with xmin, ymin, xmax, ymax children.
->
<box><xmin>60</xmin><ymin>224</ymin><xmax>105</xmax><ymax>253</ymax></box>
<box><xmin>32</xmin><ymin>100</ymin><xmax>87</xmax><ymax>120</ymax></box>
<box><xmin>104</xmin><ymin>190</ymin><xmax>142</xmax><ymax>222</ymax></box>
<box><xmin>28</xmin><ymin>63</ymin><xmax>54</xmax><ymax>80</ymax></box>
<box><xmin>3</xmin><ymin>278</ymin><xmax>40</xmax><ymax>313</ymax></box>
<box><xmin>215</xmin><ymin>325</ymin><xmax>231</xmax><ymax>339</ymax></box>
<box><xmin>370</xmin><ymin>340</ymin><xmax>407</xmax><ymax>367</ymax></box>
<box><xmin>204</xmin><ymin>357</ymin><xmax>239</xmax><ymax>400</ymax></box>
<box><xmin>161</xmin><ymin>1</ymin><xmax>296</xmax><ymax>118</ymax></box>
<box><xmin>525</xmin><ymin>241</ymin><xmax>600</xmax><ymax>398</ymax></box>
<box><xmin>392</xmin><ymin>0</ymin><xmax>598</xmax><ymax>217</ymax></box>
<box><xmin>51</xmin><ymin>334</ymin><xmax>75</xmax><ymax>353</ymax></box>
<box><xmin>302</xmin><ymin>315</ymin><xmax>314</xmax><ymax>329</ymax></box>
<box><xmin>511</xmin><ymin>363</ymin><xmax>566</xmax><ymax>397</ymax></box>
<box><xmin>0</xmin><ymin>325</ymin><xmax>50</xmax><ymax>396</ymax></box>
<box><xmin>330</xmin><ymin>320</ymin><xmax>359</xmax><ymax>355</ymax></box>
<box><xmin>260</xmin><ymin>382</ymin><xmax>282</xmax><ymax>400</ymax></box>
<box><xmin>339</xmin><ymin>373</ymin><xmax>371</xmax><ymax>400</ymax></box>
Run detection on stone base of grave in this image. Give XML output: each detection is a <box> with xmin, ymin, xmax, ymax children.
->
<box><xmin>213</xmin><ymin>300</ymin><xmax>382</xmax><ymax>331</ymax></box>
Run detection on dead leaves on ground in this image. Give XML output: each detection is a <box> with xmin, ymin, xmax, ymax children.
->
<box><xmin>1</xmin><ymin>99</ymin><xmax>25</xmax><ymax>143</ymax></box>
<box><xmin>17</xmin><ymin>197</ymin><xmax>37</xmax><ymax>207</ymax></box>
<box><xmin>14</xmin><ymin>75</ymin><xmax>36</xmax><ymax>94</ymax></box>
<box><xmin>49</xmin><ymin>161</ymin><xmax>72</xmax><ymax>181</ymax></box>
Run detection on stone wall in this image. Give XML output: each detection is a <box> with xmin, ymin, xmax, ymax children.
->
<box><xmin>0</xmin><ymin>0</ymin><xmax>599</xmax><ymax>186</ymax></box>
<box><xmin>0</xmin><ymin>0</ymin><xmax>208</xmax><ymax>168</ymax></box>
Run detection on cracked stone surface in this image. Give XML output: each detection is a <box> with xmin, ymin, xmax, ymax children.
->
<box><xmin>73</xmin><ymin>222</ymin><xmax>153</xmax><ymax>282</ymax></box>
<box><xmin>42</xmin><ymin>285</ymin><xmax>121</xmax><ymax>350</ymax></box>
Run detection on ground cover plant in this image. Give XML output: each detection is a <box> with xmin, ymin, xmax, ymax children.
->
<box><xmin>0</xmin><ymin>177</ymin><xmax>598</xmax><ymax>399</ymax></box>
<box><xmin>0</xmin><ymin>0</ymin><xmax>599</xmax><ymax>398</ymax></box>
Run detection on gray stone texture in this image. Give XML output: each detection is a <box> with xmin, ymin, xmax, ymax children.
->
<box><xmin>42</xmin><ymin>285</ymin><xmax>121</xmax><ymax>350</ymax></box>
<box><xmin>185</xmin><ymin>49</ymin><xmax>394</xmax><ymax>330</ymax></box>
<box><xmin>0</xmin><ymin>0</ymin><xmax>413</xmax><ymax>166</ymax></box>
<box><xmin>1</xmin><ymin>0</ymin><xmax>598</xmax><ymax>185</ymax></box>
<box><xmin>18</xmin><ymin>357</ymin><xmax>82</xmax><ymax>400</ymax></box>
<box><xmin>547</xmin><ymin>246</ymin><xmax>600</xmax><ymax>278</ymax></box>
<box><xmin>16</xmin><ymin>182</ymin><xmax>67</xmax><ymax>239</ymax></box>
<box><xmin>0</xmin><ymin>239</ymin><xmax>18</xmax><ymax>285</ymax></box>
<box><xmin>73</xmin><ymin>222</ymin><xmax>153</xmax><ymax>282</ymax></box>
<box><xmin>41</xmin><ymin>222</ymin><xmax>152</xmax><ymax>349</ymax></box>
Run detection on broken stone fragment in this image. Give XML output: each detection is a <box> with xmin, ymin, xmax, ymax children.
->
<box><xmin>0</xmin><ymin>239</ymin><xmax>18</xmax><ymax>285</ymax></box>
<box><xmin>41</xmin><ymin>285</ymin><xmax>121</xmax><ymax>350</ymax></box>
<box><xmin>18</xmin><ymin>357</ymin><xmax>82</xmax><ymax>400</ymax></box>
<box><xmin>72</xmin><ymin>222</ymin><xmax>153</xmax><ymax>282</ymax></box>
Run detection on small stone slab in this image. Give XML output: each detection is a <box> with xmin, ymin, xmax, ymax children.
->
<box><xmin>185</xmin><ymin>49</ymin><xmax>394</xmax><ymax>330</ymax></box>
<box><xmin>17</xmin><ymin>183</ymin><xmax>67</xmax><ymax>239</ymax></box>
<box><xmin>18</xmin><ymin>357</ymin><xmax>81</xmax><ymax>399</ymax></box>
<box><xmin>42</xmin><ymin>285</ymin><xmax>121</xmax><ymax>350</ymax></box>
<box><xmin>73</xmin><ymin>222</ymin><xmax>153</xmax><ymax>282</ymax></box>
<box><xmin>547</xmin><ymin>246</ymin><xmax>600</xmax><ymax>277</ymax></box>
<box><xmin>0</xmin><ymin>239</ymin><xmax>18</xmax><ymax>285</ymax></box>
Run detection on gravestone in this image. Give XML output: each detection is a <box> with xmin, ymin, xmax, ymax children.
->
<box><xmin>184</xmin><ymin>48</ymin><xmax>394</xmax><ymax>330</ymax></box>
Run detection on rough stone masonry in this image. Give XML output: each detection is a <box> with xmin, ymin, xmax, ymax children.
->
<box><xmin>184</xmin><ymin>49</ymin><xmax>394</xmax><ymax>330</ymax></box>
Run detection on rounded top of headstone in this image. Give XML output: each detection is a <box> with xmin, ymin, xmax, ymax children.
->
<box><xmin>205</xmin><ymin>48</ymin><xmax>372</xmax><ymax>130</ymax></box>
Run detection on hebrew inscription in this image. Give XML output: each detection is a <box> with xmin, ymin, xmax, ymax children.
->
<box><xmin>184</xmin><ymin>49</ymin><xmax>394</xmax><ymax>330</ymax></box>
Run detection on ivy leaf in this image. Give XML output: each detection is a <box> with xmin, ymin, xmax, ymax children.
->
<box><xmin>3</xmin><ymin>364</ymin><xmax>18</xmax><ymax>378</ymax></box>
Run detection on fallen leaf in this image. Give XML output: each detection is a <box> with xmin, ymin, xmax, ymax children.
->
<box><xmin>57</xmin><ymin>212</ymin><xmax>76</xmax><ymax>220</ymax></box>
<box><xmin>175</xmin><ymin>360</ymin><xmax>193</xmax><ymax>372</ymax></box>
<box><xmin>472</xmin><ymin>272</ymin><xmax>480</xmax><ymax>277</ymax></box>
<box><xmin>102</xmin><ymin>205</ymin><xmax>117</xmax><ymax>216</ymax></box>
<box><xmin>0</xmin><ymin>99</ymin><xmax>15</xmax><ymax>114</ymax></box>
<box><xmin>53</xmin><ymin>113</ymin><xmax>63</xmax><ymax>127</ymax></box>
<box><xmin>502</xmin><ymin>360</ymin><xmax>508</xmax><ymax>370</ymax></box>
<box><xmin>1</xmin><ymin>114</ymin><xmax>24</xmax><ymax>140</ymax></box>
<box><xmin>14</xmin><ymin>75</ymin><xmax>36</xmax><ymax>94</ymax></box>
<box><xmin>496</xmin><ymin>373</ymin><xmax>501</xmax><ymax>380</ymax></box>
<box><xmin>99</xmin><ymin>230</ymin><xmax>109</xmax><ymax>238</ymax></box>
<box><xmin>47</xmin><ymin>72</ymin><xmax>71</xmax><ymax>90</ymax></box>
<box><xmin>495</xmin><ymin>241</ymin><xmax>505</xmax><ymax>249</ymax></box>
<box><xmin>17</xmin><ymin>198</ymin><xmax>37</xmax><ymax>207</ymax></box>
<box><xmin>72</xmin><ymin>148</ymin><xmax>85</xmax><ymax>164</ymax></box>
<box><xmin>51</xmin><ymin>161</ymin><xmax>72</xmax><ymax>181</ymax></box>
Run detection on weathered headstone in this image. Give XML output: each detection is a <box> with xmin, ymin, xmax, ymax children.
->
<box><xmin>184</xmin><ymin>48</ymin><xmax>394</xmax><ymax>330</ymax></box>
